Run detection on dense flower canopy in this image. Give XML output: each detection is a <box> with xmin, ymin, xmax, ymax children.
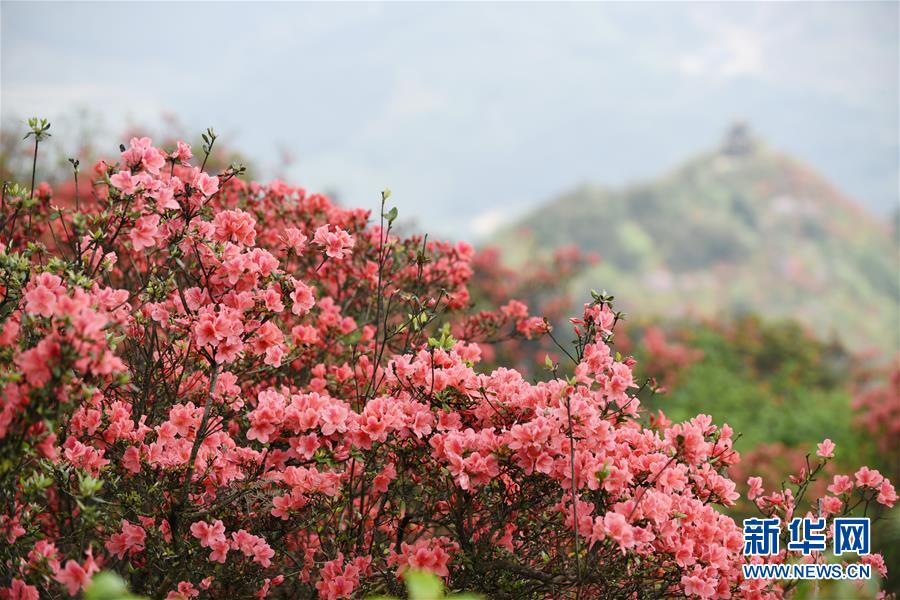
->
<box><xmin>0</xmin><ymin>132</ymin><xmax>894</xmax><ymax>599</ymax></box>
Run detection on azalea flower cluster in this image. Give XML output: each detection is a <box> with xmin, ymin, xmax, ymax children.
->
<box><xmin>466</xmin><ymin>244</ymin><xmax>597</xmax><ymax>371</ymax></box>
<box><xmin>0</xmin><ymin>133</ymin><xmax>893</xmax><ymax>599</ymax></box>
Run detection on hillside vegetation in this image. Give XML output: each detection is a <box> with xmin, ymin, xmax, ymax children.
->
<box><xmin>495</xmin><ymin>126</ymin><xmax>899</xmax><ymax>352</ymax></box>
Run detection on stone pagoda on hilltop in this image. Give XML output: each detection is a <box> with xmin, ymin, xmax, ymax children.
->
<box><xmin>720</xmin><ymin>121</ymin><xmax>758</xmax><ymax>157</ymax></box>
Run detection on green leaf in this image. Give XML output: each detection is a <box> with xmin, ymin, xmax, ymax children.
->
<box><xmin>78</xmin><ymin>473</ymin><xmax>103</xmax><ymax>497</ymax></box>
<box><xmin>405</xmin><ymin>570</ymin><xmax>444</xmax><ymax>600</ymax></box>
<box><xmin>386</xmin><ymin>206</ymin><xmax>399</xmax><ymax>224</ymax></box>
<box><xmin>84</xmin><ymin>571</ymin><xmax>146</xmax><ymax>600</ymax></box>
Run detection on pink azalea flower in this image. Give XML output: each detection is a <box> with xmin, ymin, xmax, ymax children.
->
<box><xmin>122</xmin><ymin>445</ymin><xmax>142</xmax><ymax>474</ymax></box>
<box><xmin>600</xmin><ymin>511</ymin><xmax>636</xmax><ymax>552</ymax></box>
<box><xmin>281</xmin><ymin>227</ymin><xmax>307</xmax><ymax>253</ymax></box>
<box><xmin>828</xmin><ymin>474</ymin><xmax>853</xmax><ymax>495</ymax></box>
<box><xmin>171</xmin><ymin>141</ymin><xmax>193</xmax><ymax>163</ymax></box>
<box><xmin>24</xmin><ymin>283</ymin><xmax>57</xmax><ymax>317</ymax></box>
<box><xmin>194</xmin><ymin>172</ymin><xmax>220</xmax><ymax>197</ymax></box>
<box><xmin>109</xmin><ymin>170</ymin><xmax>137</xmax><ymax>194</ymax></box>
<box><xmin>290</xmin><ymin>281</ymin><xmax>315</xmax><ymax>315</ymax></box>
<box><xmin>855</xmin><ymin>466</ymin><xmax>884</xmax><ymax>488</ymax></box>
<box><xmin>877</xmin><ymin>479</ymin><xmax>897</xmax><ymax>507</ymax></box>
<box><xmin>816</xmin><ymin>438</ymin><xmax>835</xmax><ymax>458</ymax></box>
<box><xmin>209</xmin><ymin>538</ymin><xmax>230</xmax><ymax>563</ymax></box>
<box><xmin>681</xmin><ymin>573</ymin><xmax>716</xmax><ymax>599</ymax></box>
<box><xmin>313</xmin><ymin>225</ymin><xmax>355</xmax><ymax>260</ymax></box>
<box><xmin>5</xmin><ymin>578</ymin><xmax>39</xmax><ymax>600</ymax></box>
<box><xmin>190</xmin><ymin>519</ymin><xmax>227</xmax><ymax>549</ymax></box>
<box><xmin>53</xmin><ymin>553</ymin><xmax>98</xmax><ymax>596</ymax></box>
<box><xmin>746</xmin><ymin>476</ymin><xmax>764</xmax><ymax>501</ymax></box>
<box><xmin>130</xmin><ymin>214</ymin><xmax>161</xmax><ymax>251</ymax></box>
<box><xmin>166</xmin><ymin>581</ymin><xmax>199</xmax><ymax>600</ymax></box>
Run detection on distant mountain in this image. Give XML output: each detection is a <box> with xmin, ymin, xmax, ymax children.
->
<box><xmin>494</xmin><ymin>124</ymin><xmax>899</xmax><ymax>353</ymax></box>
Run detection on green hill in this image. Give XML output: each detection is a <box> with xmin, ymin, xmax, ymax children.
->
<box><xmin>494</xmin><ymin>125</ymin><xmax>899</xmax><ymax>353</ymax></box>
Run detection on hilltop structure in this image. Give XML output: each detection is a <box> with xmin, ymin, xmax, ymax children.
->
<box><xmin>493</xmin><ymin>126</ymin><xmax>899</xmax><ymax>352</ymax></box>
<box><xmin>720</xmin><ymin>121</ymin><xmax>758</xmax><ymax>157</ymax></box>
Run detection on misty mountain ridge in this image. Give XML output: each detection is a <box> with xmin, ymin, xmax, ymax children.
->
<box><xmin>494</xmin><ymin>124</ymin><xmax>899</xmax><ymax>352</ymax></box>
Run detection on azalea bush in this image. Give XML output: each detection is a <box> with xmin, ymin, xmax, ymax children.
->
<box><xmin>0</xmin><ymin>123</ymin><xmax>895</xmax><ymax>599</ymax></box>
<box><xmin>854</xmin><ymin>364</ymin><xmax>900</xmax><ymax>482</ymax></box>
<box><xmin>465</xmin><ymin>244</ymin><xmax>596</xmax><ymax>374</ymax></box>
<box><xmin>633</xmin><ymin>317</ymin><xmax>866</xmax><ymax>459</ymax></box>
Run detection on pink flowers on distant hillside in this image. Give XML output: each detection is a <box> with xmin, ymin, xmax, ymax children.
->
<box><xmin>854</xmin><ymin>365</ymin><xmax>900</xmax><ymax>464</ymax></box>
<box><xmin>0</xmin><ymin>130</ymin><xmax>893</xmax><ymax>599</ymax></box>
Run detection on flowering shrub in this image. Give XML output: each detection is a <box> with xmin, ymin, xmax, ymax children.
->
<box><xmin>854</xmin><ymin>365</ymin><xmax>900</xmax><ymax>477</ymax></box>
<box><xmin>0</xmin><ymin>125</ymin><xmax>895</xmax><ymax>599</ymax></box>
<box><xmin>465</xmin><ymin>244</ymin><xmax>596</xmax><ymax>372</ymax></box>
<box><xmin>633</xmin><ymin>317</ymin><xmax>870</xmax><ymax>468</ymax></box>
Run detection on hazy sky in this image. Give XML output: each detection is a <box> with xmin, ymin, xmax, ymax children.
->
<box><xmin>2</xmin><ymin>1</ymin><xmax>898</xmax><ymax>238</ymax></box>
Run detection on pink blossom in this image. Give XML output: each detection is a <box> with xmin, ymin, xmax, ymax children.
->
<box><xmin>214</xmin><ymin>209</ymin><xmax>257</xmax><ymax>246</ymax></box>
<box><xmin>3</xmin><ymin>579</ymin><xmax>39</xmax><ymax>600</ymax></box>
<box><xmin>313</xmin><ymin>225</ymin><xmax>355</xmax><ymax>260</ymax></box>
<box><xmin>389</xmin><ymin>537</ymin><xmax>456</xmax><ymax>578</ymax></box>
<box><xmin>122</xmin><ymin>446</ymin><xmax>141</xmax><ymax>473</ymax></box>
<box><xmin>819</xmin><ymin>495</ymin><xmax>842</xmax><ymax>516</ymax></box>
<box><xmin>53</xmin><ymin>553</ymin><xmax>98</xmax><ymax>596</ymax></box>
<box><xmin>130</xmin><ymin>214</ymin><xmax>161</xmax><ymax>251</ymax></box>
<box><xmin>281</xmin><ymin>227</ymin><xmax>307</xmax><ymax>253</ymax></box>
<box><xmin>171</xmin><ymin>141</ymin><xmax>193</xmax><ymax>163</ymax></box>
<box><xmin>166</xmin><ymin>582</ymin><xmax>199</xmax><ymax>600</ymax></box>
<box><xmin>828</xmin><ymin>474</ymin><xmax>853</xmax><ymax>495</ymax></box>
<box><xmin>263</xmin><ymin>286</ymin><xmax>285</xmax><ymax>312</ymax></box>
<box><xmin>597</xmin><ymin>511</ymin><xmax>636</xmax><ymax>552</ymax></box>
<box><xmin>290</xmin><ymin>280</ymin><xmax>315</xmax><ymax>315</ymax></box>
<box><xmin>855</xmin><ymin>466</ymin><xmax>884</xmax><ymax>488</ymax></box>
<box><xmin>681</xmin><ymin>573</ymin><xmax>716</xmax><ymax>599</ymax></box>
<box><xmin>152</xmin><ymin>185</ymin><xmax>180</xmax><ymax>210</ymax></box>
<box><xmin>877</xmin><ymin>479</ymin><xmax>897</xmax><ymax>507</ymax></box>
<box><xmin>24</xmin><ymin>283</ymin><xmax>57</xmax><ymax>317</ymax></box>
<box><xmin>816</xmin><ymin>438</ymin><xmax>835</xmax><ymax>458</ymax></box>
<box><xmin>194</xmin><ymin>172</ymin><xmax>220</xmax><ymax>197</ymax></box>
<box><xmin>746</xmin><ymin>476</ymin><xmax>763</xmax><ymax>501</ymax></box>
<box><xmin>209</xmin><ymin>538</ymin><xmax>230</xmax><ymax>563</ymax></box>
<box><xmin>105</xmin><ymin>520</ymin><xmax>146</xmax><ymax>558</ymax></box>
<box><xmin>122</xmin><ymin>137</ymin><xmax>164</xmax><ymax>174</ymax></box>
<box><xmin>141</xmin><ymin>146</ymin><xmax>166</xmax><ymax>175</ymax></box>
<box><xmin>190</xmin><ymin>519</ymin><xmax>227</xmax><ymax>549</ymax></box>
<box><xmin>315</xmin><ymin>553</ymin><xmax>367</xmax><ymax>600</ymax></box>
<box><xmin>110</xmin><ymin>170</ymin><xmax>137</xmax><ymax>194</ymax></box>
